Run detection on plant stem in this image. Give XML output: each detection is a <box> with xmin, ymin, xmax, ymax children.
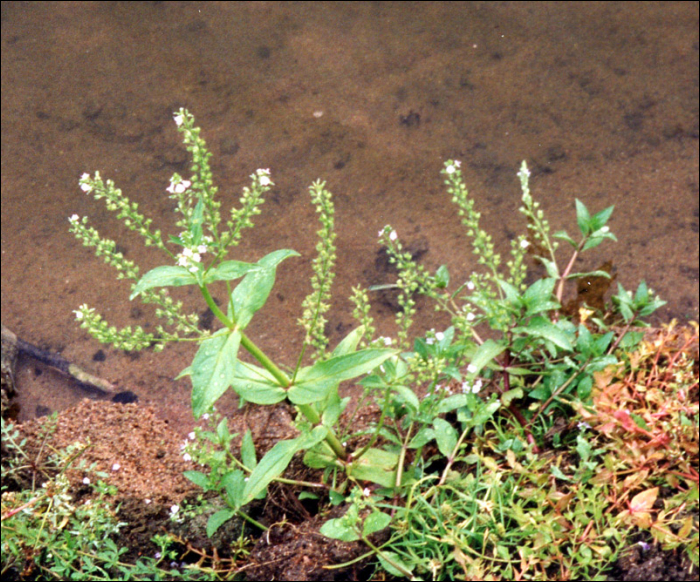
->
<box><xmin>198</xmin><ymin>283</ymin><xmax>348</xmax><ymax>460</ymax></box>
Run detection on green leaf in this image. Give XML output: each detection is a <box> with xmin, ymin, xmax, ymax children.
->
<box><xmin>231</xmin><ymin>249</ymin><xmax>299</xmax><ymax>328</ymax></box>
<box><xmin>206</xmin><ymin>508</ymin><xmax>236</xmax><ymax>538</ymax></box>
<box><xmin>575</xmin><ymin>199</ymin><xmax>591</xmax><ymax>235</ymax></box>
<box><xmin>523</xmin><ymin>278</ymin><xmax>559</xmax><ymax>315</ymax></box>
<box><xmin>468</xmin><ymin>339</ymin><xmax>506</xmax><ymax>376</ymax></box>
<box><xmin>130</xmin><ymin>266</ymin><xmax>197</xmax><ymax>300</ymax></box>
<box><xmin>497</xmin><ymin>279</ymin><xmax>522</xmax><ymax>307</ymax></box>
<box><xmin>515</xmin><ymin>316</ymin><xmax>573</xmax><ymax>351</ymax></box>
<box><xmin>331</xmin><ymin>325</ymin><xmax>365</xmax><ymax>357</ymax></box>
<box><xmin>471</xmin><ymin>400</ymin><xmax>501</xmax><ymax>427</ymax></box>
<box><xmin>435</xmin><ymin>265</ymin><xmax>450</xmax><ymax>288</ymax></box>
<box><xmin>408</xmin><ymin>427</ymin><xmax>435</xmax><ymax>448</ymax></box>
<box><xmin>377</xmin><ymin>551</ymin><xmax>413</xmax><ymax>578</ymax></box>
<box><xmin>203</xmin><ymin>260</ymin><xmax>259</xmax><ymax>284</ymax></box>
<box><xmin>183</xmin><ymin>470</ymin><xmax>211</xmax><ymax>490</ymax></box>
<box><xmin>222</xmin><ymin>469</ymin><xmax>246</xmax><ymax>507</ymax></box>
<box><xmin>191</xmin><ymin>330</ymin><xmax>241</xmax><ymax>418</ymax></box>
<box><xmin>501</xmin><ymin>388</ymin><xmax>523</xmax><ymax>407</ymax></box>
<box><xmin>363</xmin><ymin>511</ymin><xmax>391</xmax><ymax>537</ymax></box>
<box><xmin>348</xmin><ymin>448</ymin><xmax>399</xmax><ymax>488</ymax></box>
<box><xmin>241</xmin><ymin>430</ymin><xmax>257</xmax><ymax>469</ymax></box>
<box><xmin>320</xmin><ymin>516</ymin><xmax>360</xmax><ymax>542</ymax></box>
<box><xmin>242</xmin><ymin>426</ymin><xmax>327</xmax><ymax>505</ymax></box>
<box><xmin>590</xmin><ymin>205</ymin><xmax>614</xmax><ymax>231</ymax></box>
<box><xmin>290</xmin><ymin>348</ymin><xmax>396</xmax><ymax>404</ymax></box>
<box><xmin>552</xmin><ymin>231</ymin><xmax>577</xmax><ymax>249</ymax></box>
<box><xmin>392</xmin><ymin>385</ymin><xmax>420</xmax><ymax>412</ymax></box>
<box><xmin>303</xmin><ymin>441</ymin><xmax>339</xmax><ymax>469</ymax></box>
<box><xmin>230</xmin><ymin>361</ymin><xmax>287</xmax><ymax>405</ymax></box>
<box><xmin>433</xmin><ymin>418</ymin><xmax>458</xmax><ymax>457</ymax></box>
<box><xmin>436</xmin><ymin>393</ymin><xmax>468</xmax><ymax>414</ymax></box>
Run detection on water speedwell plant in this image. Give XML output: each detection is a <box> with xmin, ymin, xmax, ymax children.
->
<box><xmin>67</xmin><ymin>110</ymin><xmax>680</xmax><ymax>579</ymax></box>
<box><xmin>69</xmin><ymin>109</ymin><xmax>398</xmax><ymax>536</ymax></box>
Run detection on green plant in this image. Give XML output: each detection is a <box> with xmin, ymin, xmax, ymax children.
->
<box><xmin>1</xmin><ymin>417</ymin><xmax>209</xmax><ymax>580</ymax></box>
<box><xmin>70</xmin><ymin>109</ymin><xmax>397</xmax><ymax>537</ymax></box>
<box><xmin>68</xmin><ymin>110</ymin><xmax>687</xmax><ymax>580</ymax></box>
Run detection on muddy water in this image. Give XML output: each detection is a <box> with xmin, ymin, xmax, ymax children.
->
<box><xmin>1</xmin><ymin>2</ymin><xmax>697</xmax><ymax>432</ymax></box>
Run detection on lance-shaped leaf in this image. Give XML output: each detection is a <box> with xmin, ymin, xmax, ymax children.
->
<box><xmin>230</xmin><ymin>249</ymin><xmax>299</xmax><ymax>329</ymax></box>
<box><xmin>191</xmin><ymin>330</ymin><xmax>241</xmax><ymax>417</ymax></box>
<box><xmin>203</xmin><ymin>260</ymin><xmax>260</xmax><ymax>284</ymax></box>
<box><xmin>289</xmin><ymin>348</ymin><xmax>396</xmax><ymax>404</ymax></box>
<box><xmin>347</xmin><ymin>447</ymin><xmax>399</xmax><ymax>488</ymax></box>
<box><xmin>230</xmin><ymin>360</ymin><xmax>287</xmax><ymax>405</ymax></box>
<box><xmin>515</xmin><ymin>316</ymin><xmax>573</xmax><ymax>351</ymax></box>
<box><xmin>130</xmin><ymin>265</ymin><xmax>197</xmax><ymax>300</ymax></box>
<box><xmin>241</xmin><ymin>426</ymin><xmax>328</xmax><ymax>506</ymax></box>
<box><xmin>467</xmin><ymin>339</ymin><xmax>506</xmax><ymax>376</ymax></box>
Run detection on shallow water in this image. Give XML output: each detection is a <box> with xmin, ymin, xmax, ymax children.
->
<box><xmin>1</xmin><ymin>2</ymin><xmax>697</xmax><ymax>431</ymax></box>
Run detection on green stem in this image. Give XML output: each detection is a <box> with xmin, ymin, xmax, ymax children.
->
<box><xmin>198</xmin><ymin>283</ymin><xmax>348</xmax><ymax>460</ymax></box>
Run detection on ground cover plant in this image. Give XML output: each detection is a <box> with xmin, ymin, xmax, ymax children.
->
<box><xmin>2</xmin><ymin>110</ymin><xmax>696</xmax><ymax>580</ymax></box>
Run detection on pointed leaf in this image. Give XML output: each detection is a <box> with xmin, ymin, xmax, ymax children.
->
<box><xmin>433</xmin><ymin>418</ymin><xmax>458</xmax><ymax>457</ymax></box>
<box><xmin>348</xmin><ymin>447</ymin><xmax>399</xmax><ymax>488</ymax></box>
<box><xmin>575</xmin><ymin>199</ymin><xmax>591</xmax><ymax>235</ymax></box>
<box><xmin>230</xmin><ymin>360</ymin><xmax>287</xmax><ymax>404</ymax></box>
<box><xmin>130</xmin><ymin>266</ymin><xmax>197</xmax><ymax>299</ymax></box>
<box><xmin>363</xmin><ymin>511</ymin><xmax>391</xmax><ymax>536</ymax></box>
<box><xmin>241</xmin><ymin>430</ymin><xmax>257</xmax><ymax>469</ymax></box>
<box><xmin>290</xmin><ymin>348</ymin><xmax>396</xmax><ymax>404</ymax></box>
<box><xmin>468</xmin><ymin>339</ymin><xmax>506</xmax><ymax>376</ymax></box>
<box><xmin>203</xmin><ymin>260</ymin><xmax>259</xmax><ymax>284</ymax></box>
<box><xmin>206</xmin><ymin>509</ymin><xmax>236</xmax><ymax>538</ymax></box>
<box><xmin>590</xmin><ymin>205</ymin><xmax>614</xmax><ymax>231</ymax></box>
<box><xmin>331</xmin><ymin>325</ymin><xmax>365</xmax><ymax>357</ymax></box>
<box><xmin>241</xmin><ymin>426</ymin><xmax>327</xmax><ymax>505</ymax></box>
<box><xmin>515</xmin><ymin>316</ymin><xmax>573</xmax><ymax>351</ymax></box>
<box><xmin>231</xmin><ymin>249</ymin><xmax>299</xmax><ymax>328</ymax></box>
<box><xmin>191</xmin><ymin>330</ymin><xmax>241</xmax><ymax>417</ymax></box>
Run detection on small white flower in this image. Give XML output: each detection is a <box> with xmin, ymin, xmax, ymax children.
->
<box><xmin>520</xmin><ymin>239</ymin><xmax>530</xmax><ymax>249</ymax></box>
<box><xmin>435</xmin><ymin>332</ymin><xmax>444</xmax><ymax>341</ymax></box>
<box><xmin>188</xmin><ymin>265</ymin><xmax>198</xmax><ymax>273</ymax></box>
<box><xmin>74</xmin><ymin>309</ymin><xmax>84</xmax><ymax>321</ymax></box>
<box><xmin>188</xmin><ymin>432</ymin><xmax>196</xmax><ymax>440</ymax></box>
<box><xmin>69</xmin><ymin>214</ymin><xmax>80</xmax><ymax>223</ymax></box>
<box><xmin>111</xmin><ymin>463</ymin><xmax>120</xmax><ymax>471</ymax></box>
<box><xmin>177</xmin><ymin>256</ymin><xmax>188</xmax><ymax>267</ymax></box>
<box><xmin>389</xmin><ymin>230</ymin><xmax>397</xmax><ymax>241</ymax></box>
<box><xmin>467</xmin><ymin>364</ymin><xmax>478</xmax><ymax>374</ymax></box>
<box><xmin>472</xmin><ymin>379</ymin><xmax>482</xmax><ymax>394</ymax></box>
<box><xmin>145</xmin><ymin>498</ymin><xmax>152</xmax><ymax>504</ymax></box>
<box><xmin>80</xmin><ymin>182</ymin><xmax>93</xmax><ymax>193</ymax></box>
<box><xmin>256</xmin><ymin>168</ymin><xmax>271</xmax><ymax>175</ymax></box>
<box><xmin>467</xmin><ymin>281</ymin><xmax>475</xmax><ymax>291</ymax></box>
<box><xmin>259</xmin><ymin>175</ymin><xmax>271</xmax><ymax>186</ymax></box>
<box><xmin>174</xmin><ymin>114</ymin><xmax>183</xmax><ymax>127</ymax></box>
<box><xmin>426</xmin><ymin>337</ymin><xmax>435</xmax><ymax>345</ymax></box>
<box><xmin>182</xmin><ymin>453</ymin><xmax>192</xmax><ymax>462</ymax></box>
<box><xmin>454</xmin><ymin>160</ymin><xmax>461</xmax><ymax>168</ymax></box>
<box><xmin>170</xmin><ymin>505</ymin><xmax>179</xmax><ymax>516</ymax></box>
<box><xmin>82</xmin><ymin>477</ymin><xmax>91</xmax><ymax>485</ymax></box>
<box><xmin>461</xmin><ymin>381</ymin><xmax>471</xmax><ymax>393</ymax></box>
<box><xmin>182</xmin><ymin>247</ymin><xmax>193</xmax><ymax>257</ymax></box>
<box><xmin>446</xmin><ymin>165</ymin><xmax>456</xmax><ymax>174</ymax></box>
<box><xmin>197</xmin><ymin>244</ymin><xmax>208</xmax><ymax>254</ymax></box>
<box><xmin>81</xmin><ymin>173</ymin><xmax>91</xmax><ymax>181</ymax></box>
<box><xmin>577</xmin><ymin>421</ymin><xmax>591</xmax><ymax>431</ymax></box>
<box><xmin>202</xmin><ymin>413</ymin><xmax>210</xmax><ymax>420</ymax></box>
<box><xmin>382</xmin><ymin>337</ymin><xmax>392</xmax><ymax>346</ymax></box>
<box><xmin>363</xmin><ymin>487</ymin><xmax>371</xmax><ymax>497</ymax></box>
<box><xmin>466</xmin><ymin>312</ymin><xmax>475</xmax><ymax>322</ymax></box>
<box><xmin>191</xmin><ymin>253</ymin><xmax>201</xmax><ymax>263</ymax></box>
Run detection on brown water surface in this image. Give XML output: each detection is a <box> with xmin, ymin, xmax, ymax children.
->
<box><xmin>1</xmin><ymin>2</ymin><xmax>698</xmax><ymax>431</ymax></box>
